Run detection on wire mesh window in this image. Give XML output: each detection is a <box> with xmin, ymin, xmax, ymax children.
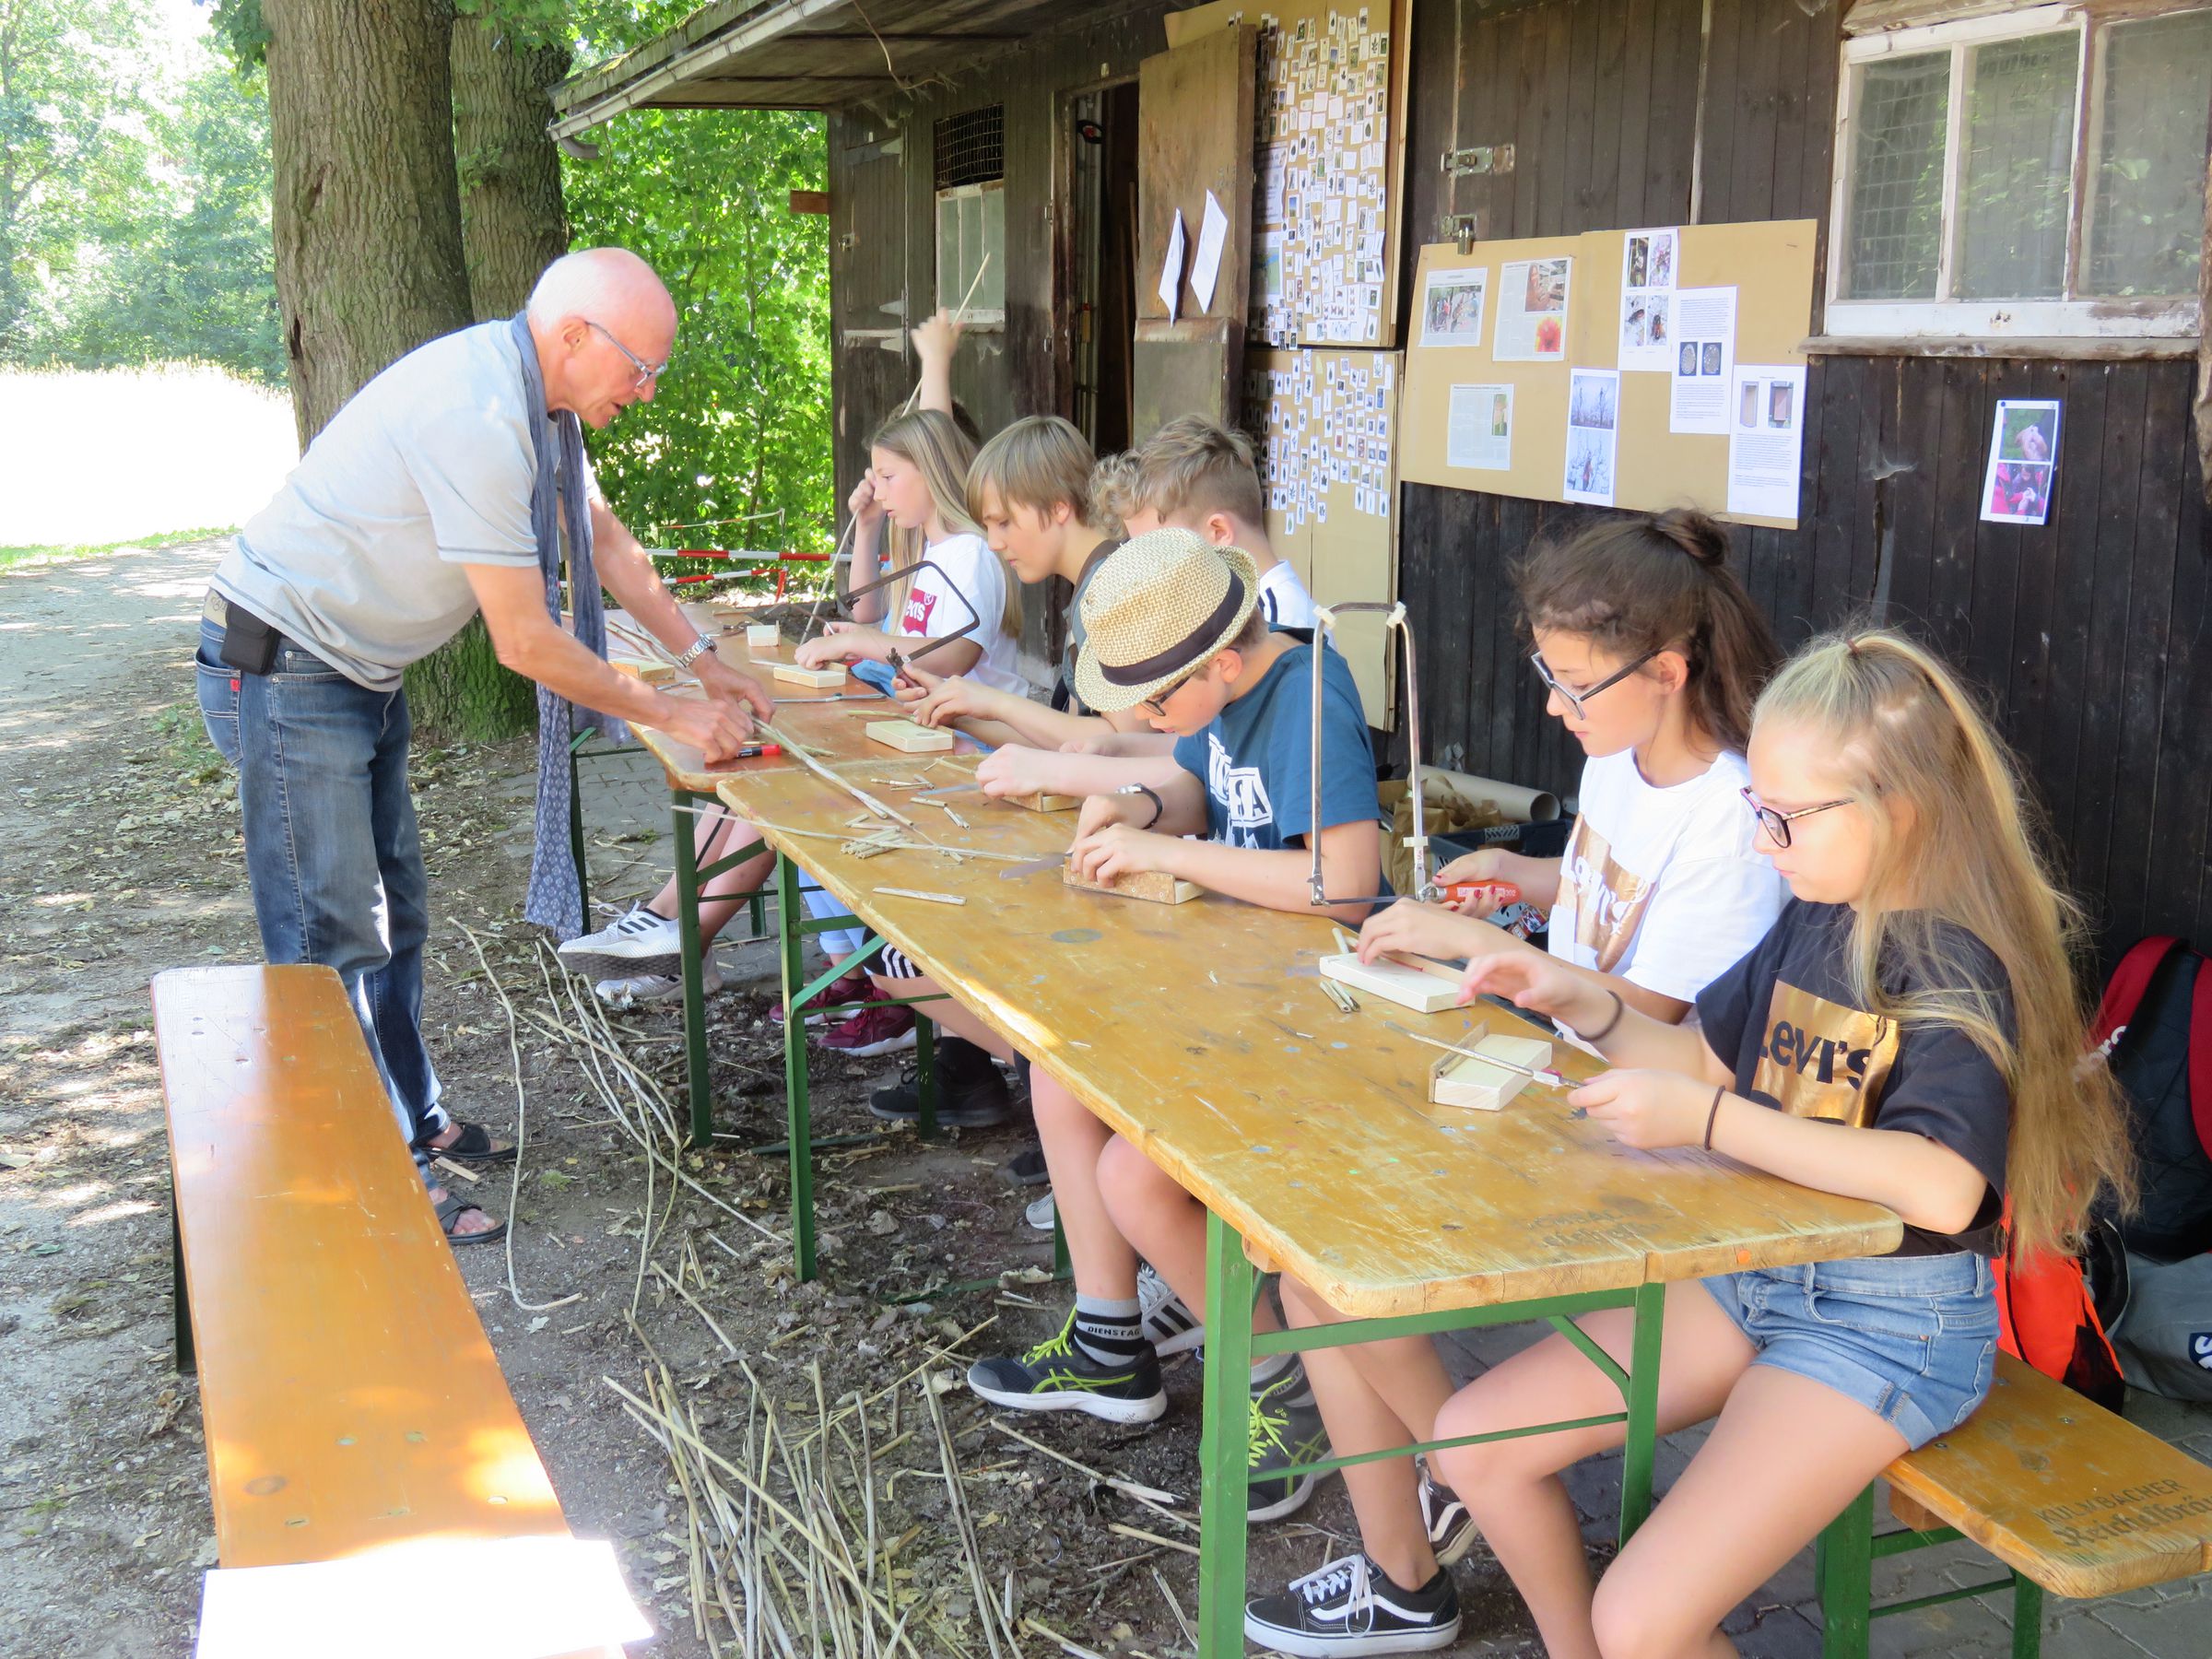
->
<box><xmin>2088</xmin><ymin>10</ymin><xmax>2212</xmax><ymax>297</ymax></box>
<box><xmin>1841</xmin><ymin>53</ymin><xmax>1950</xmax><ymax>300</ymax></box>
<box><xmin>934</xmin><ymin>107</ymin><xmax>1005</xmax><ymax>190</ymax></box>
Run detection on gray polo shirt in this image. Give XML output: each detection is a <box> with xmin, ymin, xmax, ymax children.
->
<box><xmin>213</xmin><ymin>321</ymin><xmax>548</xmax><ymax>691</ymax></box>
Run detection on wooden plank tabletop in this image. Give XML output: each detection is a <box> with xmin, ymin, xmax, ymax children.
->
<box><xmin>716</xmin><ymin>767</ymin><xmax>1902</xmax><ymax>1316</ymax></box>
<box><xmin>152</xmin><ymin>966</ymin><xmax>571</xmax><ymax>1568</ymax></box>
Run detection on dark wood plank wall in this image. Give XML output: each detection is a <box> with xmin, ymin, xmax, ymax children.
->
<box><xmin>1400</xmin><ymin>0</ymin><xmax>2212</xmax><ymax>959</ymax></box>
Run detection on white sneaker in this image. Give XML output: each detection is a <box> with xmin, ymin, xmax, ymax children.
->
<box><xmin>594</xmin><ymin>954</ymin><xmax>723</xmax><ymax>1009</ymax></box>
<box><xmin>1137</xmin><ymin>1262</ymin><xmax>1206</xmax><ymax>1357</ymax></box>
<box><xmin>1024</xmin><ymin>1188</ymin><xmax>1055</xmax><ymax>1233</ymax></box>
<box><xmin>559</xmin><ymin>906</ymin><xmax>683</xmax><ymax>979</ymax></box>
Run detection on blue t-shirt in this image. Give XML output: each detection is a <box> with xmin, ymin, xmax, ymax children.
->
<box><xmin>1171</xmin><ymin>637</ymin><xmax>1379</xmax><ymax>851</ymax></box>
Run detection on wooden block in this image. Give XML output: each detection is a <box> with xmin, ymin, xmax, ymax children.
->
<box><xmin>1318</xmin><ymin>953</ymin><xmax>1461</xmax><ymax>1014</ymax></box>
<box><xmin>772</xmin><ymin>662</ymin><xmax>847</xmax><ymax>688</ymax></box>
<box><xmin>1064</xmin><ymin>864</ymin><xmax>1202</xmax><ymax>905</ymax></box>
<box><xmin>610</xmin><ymin>657</ymin><xmax>677</xmax><ymax>685</ymax></box>
<box><xmin>746</xmin><ymin>623</ymin><xmax>782</xmax><ymax>651</ymax></box>
<box><xmin>1018</xmin><ymin>791</ymin><xmax>1082</xmax><ymax>813</ymax></box>
<box><xmin>1430</xmin><ymin>1033</ymin><xmax>1556</xmax><ymax>1112</ymax></box>
<box><xmin>865</xmin><ymin>718</ymin><xmax>956</xmax><ymax>754</ymax></box>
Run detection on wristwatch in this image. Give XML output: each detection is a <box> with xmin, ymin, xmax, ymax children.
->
<box><xmin>672</xmin><ymin>634</ymin><xmax>715</xmax><ymax>672</ymax></box>
<box><xmin>1116</xmin><ymin>782</ymin><xmax>1165</xmax><ymax>830</ymax></box>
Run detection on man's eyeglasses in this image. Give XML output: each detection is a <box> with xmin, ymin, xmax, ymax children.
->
<box><xmin>1739</xmin><ymin>786</ymin><xmax>1852</xmax><ymax>849</ymax></box>
<box><xmin>588</xmin><ymin>320</ymin><xmax>668</xmax><ymax>391</ymax></box>
<box><xmin>1528</xmin><ymin>646</ymin><xmax>1660</xmax><ymax>719</ymax></box>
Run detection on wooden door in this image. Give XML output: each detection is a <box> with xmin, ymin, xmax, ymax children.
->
<box><xmin>1132</xmin><ymin>23</ymin><xmax>1257</xmax><ymax>440</ymax></box>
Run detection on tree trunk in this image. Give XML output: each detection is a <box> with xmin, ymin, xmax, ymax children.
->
<box><xmin>402</xmin><ymin>615</ymin><xmax>539</xmax><ymax>741</ymax></box>
<box><xmin>263</xmin><ymin>0</ymin><xmax>473</xmax><ymax>446</ymax></box>
<box><xmin>451</xmin><ymin>9</ymin><xmax>571</xmax><ymax>321</ymax></box>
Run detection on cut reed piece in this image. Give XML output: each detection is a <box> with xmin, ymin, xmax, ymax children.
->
<box><xmin>865</xmin><ymin>718</ymin><xmax>955</xmax><ymax>754</ymax></box>
<box><xmin>1318</xmin><ymin>952</ymin><xmax>1461</xmax><ymax>1013</ymax></box>
<box><xmin>772</xmin><ymin>662</ymin><xmax>847</xmax><ymax>688</ymax></box>
<box><xmin>745</xmin><ymin>623</ymin><xmax>781</xmax><ymax>651</ymax></box>
<box><xmin>874</xmin><ymin>887</ymin><xmax>965</xmax><ymax>905</ymax></box>
<box><xmin>610</xmin><ymin>657</ymin><xmax>677</xmax><ymax>685</ymax></box>
<box><xmin>1430</xmin><ymin>1032</ymin><xmax>1557</xmax><ymax>1112</ymax></box>
<box><xmin>1064</xmin><ymin>864</ymin><xmax>1201</xmax><ymax>905</ymax></box>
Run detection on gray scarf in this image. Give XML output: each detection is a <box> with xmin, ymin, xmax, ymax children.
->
<box><xmin>512</xmin><ymin>309</ymin><xmax>627</xmax><ymax>940</ymax></box>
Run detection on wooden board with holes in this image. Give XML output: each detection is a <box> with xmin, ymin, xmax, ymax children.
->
<box><xmin>773</xmin><ymin>663</ymin><xmax>847</xmax><ymax>688</ymax></box>
<box><xmin>714</xmin><ymin>767</ymin><xmax>1900</xmax><ymax>1317</ymax></box>
<box><xmin>1430</xmin><ymin>1032</ymin><xmax>1555</xmax><ymax>1112</ymax></box>
<box><xmin>1064</xmin><ymin>865</ymin><xmax>1202</xmax><ymax>905</ymax></box>
<box><xmin>865</xmin><ymin>718</ymin><xmax>956</xmax><ymax>754</ymax></box>
<box><xmin>1318</xmin><ymin>951</ymin><xmax>1459</xmax><ymax>1013</ymax></box>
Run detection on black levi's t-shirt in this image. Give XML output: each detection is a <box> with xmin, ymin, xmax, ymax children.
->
<box><xmin>1695</xmin><ymin>900</ymin><xmax>2014</xmax><ymax>1256</ymax></box>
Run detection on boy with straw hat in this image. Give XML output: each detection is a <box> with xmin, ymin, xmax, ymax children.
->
<box><xmin>966</xmin><ymin>527</ymin><xmax>1385</xmax><ymax>1524</ymax></box>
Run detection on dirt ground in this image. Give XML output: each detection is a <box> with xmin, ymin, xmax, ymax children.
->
<box><xmin>0</xmin><ymin>538</ymin><xmax>1551</xmax><ymax>1658</ymax></box>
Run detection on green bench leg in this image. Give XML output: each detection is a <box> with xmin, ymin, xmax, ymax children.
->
<box><xmin>774</xmin><ymin>857</ymin><xmax>818</xmax><ymax>1281</ymax></box>
<box><xmin>2010</xmin><ymin>1576</ymin><xmax>2043</xmax><ymax>1659</ymax></box>
<box><xmin>1816</xmin><ymin>1486</ymin><xmax>1877</xmax><ymax>1659</ymax></box>
<box><xmin>913</xmin><ymin>1010</ymin><xmax>937</xmax><ymax>1139</ymax></box>
<box><xmin>670</xmin><ymin>787</ymin><xmax>714</xmax><ymax>1147</ymax></box>
<box><xmin>171</xmin><ymin>1191</ymin><xmax>194</xmax><ymax>1375</ymax></box>
<box><xmin>1196</xmin><ymin>1210</ymin><xmax>1258</xmax><ymax>1655</ymax></box>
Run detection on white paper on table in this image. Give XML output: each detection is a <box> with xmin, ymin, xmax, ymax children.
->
<box><xmin>195</xmin><ymin>1535</ymin><xmax>651</xmax><ymax>1659</ymax></box>
<box><xmin>1193</xmin><ymin>191</ymin><xmax>1230</xmax><ymax>312</ymax></box>
<box><xmin>1494</xmin><ymin>256</ymin><xmax>1571</xmax><ymax>361</ymax></box>
<box><xmin>1562</xmin><ymin>368</ymin><xmax>1620</xmax><ymax>507</ymax></box>
<box><xmin>1447</xmin><ymin>383</ymin><xmax>1514</xmax><ymax>471</ymax></box>
<box><xmin>1725</xmin><ymin>364</ymin><xmax>1807</xmax><ymax>523</ymax></box>
<box><xmin>1666</xmin><ymin>286</ymin><xmax>1737</xmax><ymax>434</ymax></box>
<box><xmin>1159</xmin><ymin>208</ymin><xmax>1187</xmax><ymax>323</ymax></box>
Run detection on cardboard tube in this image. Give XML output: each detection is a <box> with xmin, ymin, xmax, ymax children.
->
<box><xmin>1421</xmin><ymin>767</ymin><xmax>1561</xmax><ymax>824</ymax></box>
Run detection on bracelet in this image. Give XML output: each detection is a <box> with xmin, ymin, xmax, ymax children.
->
<box><xmin>1581</xmin><ymin>989</ymin><xmax>1625</xmax><ymax>1043</ymax></box>
<box><xmin>1703</xmin><ymin>1086</ymin><xmax>1726</xmax><ymax>1150</ymax></box>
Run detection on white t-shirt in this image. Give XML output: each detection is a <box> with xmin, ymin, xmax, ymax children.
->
<box><xmin>1257</xmin><ymin>559</ymin><xmax>1316</xmax><ymax>629</ymax></box>
<box><xmin>1547</xmin><ymin>747</ymin><xmax>1785</xmax><ymax>1007</ymax></box>
<box><xmin>216</xmin><ymin>321</ymin><xmax>547</xmax><ymax>691</ymax></box>
<box><xmin>896</xmin><ymin>531</ymin><xmax>1029</xmax><ymax>697</ymax></box>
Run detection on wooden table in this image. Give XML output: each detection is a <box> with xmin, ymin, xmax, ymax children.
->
<box><xmin>713</xmin><ymin>760</ymin><xmax>1903</xmax><ymax>1655</ymax></box>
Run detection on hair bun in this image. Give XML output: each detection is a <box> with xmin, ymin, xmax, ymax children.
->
<box><xmin>1649</xmin><ymin>508</ymin><xmax>1730</xmax><ymax>569</ymax></box>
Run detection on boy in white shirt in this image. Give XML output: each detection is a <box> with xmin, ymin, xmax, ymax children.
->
<box><xmin>1120</xmin><ymin>417</ymin><xmax>1315</xmax><ymax>629</ymax></box>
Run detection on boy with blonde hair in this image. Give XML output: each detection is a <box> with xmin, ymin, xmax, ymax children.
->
<box><xmin>1123</xmin><ymin>416</ymin><xmax>1315</xmax><ymax>628</ymax></box>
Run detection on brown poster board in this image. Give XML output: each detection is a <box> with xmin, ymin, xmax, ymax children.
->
<box><xmin>1398</xmin><ymin>220</ymin><xmax>1818</xmax><ymax>528</ymax></box>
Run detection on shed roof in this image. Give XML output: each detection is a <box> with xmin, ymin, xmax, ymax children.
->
<box><xmin>550</xmin><ymin>0</ymin><xmax>1086</xmax><ymax>135</ymax></box>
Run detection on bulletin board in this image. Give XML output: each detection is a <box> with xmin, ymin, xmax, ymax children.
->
<box><xmin>1242</xmin><ymin>347</ymin><xmax>1402</xmax><ymax>727</ymax></box>
<box><xmin>1167</xmin><ymin>0</ymin><xmax>1413</xmax><ymax>350</ymax></box>
<box><xmin>1397</xmin><ymin>219</ymin><xmax>1818</xmax><ymax>528</ymax></box>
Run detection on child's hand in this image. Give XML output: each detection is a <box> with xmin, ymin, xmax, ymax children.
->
<box><xmin>797</xmin><ymin>625</ymin><xmax>887</xmax><ymax>668</ymax></box>
<box><xmin>1069</xmin><ymin>822</ymin><xmax>1164</xmax><ymax>883</ymax></box>
<box><xmin>1571</xmin><ymin>1069</ymin><xmax>1716</xmax><ymax>1151</ymax></box>
<box><xmin>1356</xmin><ymin>899</ymin><xmax>1477</xmax><ymax>965</ymax></box>
<box><xmin>892</xmin><ymin>660</ymin><xmax>943</xmax><ymax>707</ymax></box>
<box><xmin>1434</xmin><ymin>849</ymin><xmax>1515</xmax><ymax>916</ymax></box>
<box><xmin>1073</xmin><ymin>790</ymin><xmax>1141</xmax><ymax>838</ymax></box>
<box><xmin>848</xmin><ymin>475</ymin><xmax>883</xmax><ymax>526</ymax></box>
<box><xmin>976</xmin><ymin>745</ymin><xmax>1063</xmax><ymax>799</ymax></box>
<box><xmin>1457</xmin><ymin>951</ymin><xmax>1583</xmax><ymax>1018</ymax></box>
<box><xmin>907</xmin><ymin>672</ymin><xmax>984</xmax><ymax>728</ymax></box>
<box><xmin>912</xmin><ymin>306</ymin><xmax>963</xmax><ymax>364</ymax></box>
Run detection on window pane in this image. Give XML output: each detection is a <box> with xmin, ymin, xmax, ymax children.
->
<box><xmin>2087</xmin><ymin>11</ymin><xmax>2212</xmax><ymax>297</ymax></box>
<box><xmin>1956</xmin><ymin>31</ymin><xmax>2080</xmax><ymax>300</ymax></box>
<box><xmin>977</xmin><ymin>185</ymin><xmax>1006</xmax><ymax>312</ymax></box>
<box><xmin>935</xmin><ymin>192</ymin><xmax>962</xmax><ymax>304</ymax></box>
<box><xmin>1843</xmin><ymin>53</ymin><xmax>1950</xmax><ymax>300</ymax></box>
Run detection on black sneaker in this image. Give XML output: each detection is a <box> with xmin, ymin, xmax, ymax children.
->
<box><xmin>1417</xmin><ymin>1458</ymin><xmax>1478</xmax><ymax>1567</ymax></box>
<box><xmin>1247</xmin><ymin>1367</ymin><xmax>1332</xmax><ymax>1522</ymax></box>
<box><xmin>965</xmin><ymin>1308</ymin><xmax>1167</xmax><ymax>1424</ymax></box>
<box><xmin>998</xmin><ymin>1143</ymin><xmax>1050</xmax><ymax>1186</ymax></box>
<box><xmin>869</xmin><ymin>1038</ymin><xmax>1012</xmax><ymax>1127</ymax></box>
<box><xmin>1243</xmin><ymin>1554</ymin><xmax>1461</xmax><ymax>1656</ymax></box>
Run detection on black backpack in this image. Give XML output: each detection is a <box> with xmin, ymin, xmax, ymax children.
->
<box><xmin>2091</xmin><ymin>937</ymin><xmax>2212</xmax><ymax>1261</ymax></box>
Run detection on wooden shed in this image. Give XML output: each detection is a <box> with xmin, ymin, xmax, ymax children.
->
<box><xmin>554</xmin><ymin>0</ymin><xmax>2212</xmax><ymax>960</ymax></box>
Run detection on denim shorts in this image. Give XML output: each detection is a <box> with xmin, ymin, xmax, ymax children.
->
<box><xmin>1701</xmin><ymin>1253</ymin><xmax>1998</xmax><ymax>1450</ymax></box>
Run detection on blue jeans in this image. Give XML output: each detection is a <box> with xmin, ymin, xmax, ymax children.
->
<box><xmin>195</xmin><ymin>618</ymin><xmax>446</xmax><ymax>1181</ymax></box>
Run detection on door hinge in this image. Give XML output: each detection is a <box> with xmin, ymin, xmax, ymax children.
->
<box><xmin>1441</xmin><ymin>145</ymin><xmax>1513</xmax><ymax>179</ymax></box>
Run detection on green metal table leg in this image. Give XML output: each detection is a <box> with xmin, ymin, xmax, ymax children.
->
<box><xmin>1617</xmin><ymin>1279</ymin><xmax>1666</xmax><ymax>1542</ymax></box>
<box><xmin>913</xmin><ymin>1012</ymin><xmax>938</xmax><ymax>1139</ymax></box>
<box><xmin>171</xmin><ymin>1191</ymin><xmax>194</xmax><ymax>1375</ymax></box>
<box><xmin>568</xmin><ymin>749</ymin><xmax>591</xmax><ymax>923</ymax></box>
<box><xmin>670</xmin><ymin>787</ymin><xmax>714</xmax><ymax>1147</ymax></box>
<box><xmin>2010</xmin><ymin>1576</ymin><xmax>2044</xmax><ymax>1659</ymax></box>
<box><xmin>1196</xmin><ymin>1210</ymin><xmax>1257</xmax><ymax>1656</ymax></box>
<box><xmin>1815</xmin><ymin>1485</ymin><xmax>1877</xmax><ymax>1659</ymax></box>
<box><xmin>774</xmin><ymin>857</ymin><xmax>817</xmax><ymax>1281</ymax></box>
<box><xmin>1051</xmin><ymin>1205</ymin><xmax>1071</xmax><ymax>1281</ymax></box>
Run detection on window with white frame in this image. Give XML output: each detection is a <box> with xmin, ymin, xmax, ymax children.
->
<box><xmin>934</xmin><ymin>107</ymin><xmax>1006</xmax><ymax>326</ymax></box>
<box><xmin>1828</xmin><ymin>4</ymin><xmax>2212</xmax><ymax>342</ymax></box>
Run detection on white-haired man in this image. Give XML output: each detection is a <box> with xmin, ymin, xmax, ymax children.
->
<box><xmin>195</xmin><ymin>248</ymin><xmax>770</xmax><ymax>1242</ymax></box>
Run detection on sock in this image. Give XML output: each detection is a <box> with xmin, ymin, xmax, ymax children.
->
<box><xmin>1072</xmin><ymin>1294</ymin><xmax>1143</xmax><ymax>1366</ymax></box>
<box><xmin>1249</xmin><ymin>1349</ymin><xmax>1295</xmax><ymax>1390</ymax></box>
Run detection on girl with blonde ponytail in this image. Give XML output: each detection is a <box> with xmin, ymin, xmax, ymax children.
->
<box><xmin>1411</xmin><ymin>627</ymin><xmax>2132</xmax><ymax>1659</ymax></box>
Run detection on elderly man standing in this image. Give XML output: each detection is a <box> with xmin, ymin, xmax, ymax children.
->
<box><xmin>194</xmin><ymin>248</ymin><xmax>771</xmax><ymax>1242</ymax></box>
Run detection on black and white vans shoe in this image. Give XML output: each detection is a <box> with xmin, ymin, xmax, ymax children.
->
<box><xmin>1242</xmin><ymin>1553</ymin><xmax>1461</xmax><ymax>1656</ymax></box>
<box><xmin>1137</xmin><ymin>1262</ymin><xmax>1206</xmax><ymax>1357</ymax></box>
<box><xmin>1418</xmin><ymin>1456</ymin><xmax>1479</xmax><ymax>1566</ymax></box>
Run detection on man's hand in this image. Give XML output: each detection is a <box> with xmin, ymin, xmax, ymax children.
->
<box><xmin>654</xmin><ymin>693</ymin><xmax>758</xmax><ymax>764</ymax></box>
<box><xmin>693</xmin><ymin>653</ymin><xmax>772</xmax><ymax>724</ymax></box>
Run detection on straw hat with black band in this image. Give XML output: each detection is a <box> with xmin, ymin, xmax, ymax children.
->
<box><xmin>1072</xmin><ymin>528</ymin><xmax>1262</xmax><ymax>713</ymax></box>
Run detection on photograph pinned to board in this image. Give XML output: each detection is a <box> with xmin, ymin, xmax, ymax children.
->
<box><xmin>1261</xmin><ymin>231</ymin><xmax>1286</xmax><ymax>302</ymax></box>
<box><xmin>1982</xmin><ymin>398</ymin><xmax>2062</xmax><ymax>526</ymax></box>
<box><xmin>1562</xmin><ymin>368</ymin><xmax>1619</xmax><ymax>507</ymax></box>
<box><xmin>1262</xmin><ymin>144</ymin><xmax>1288</xmax><ymax>223</ymax></box>
<box><xmin>1666</xmin><ymin>286</ymin><xmax>1737</xmax><ymax>435</ymax></box>
<box><xmin>1447</xmin><ymin>382</ymin><xmax>1513</xmax><ymax>471</ymax></box>
<box><xmin>1192</xmin><ymin>189</ymin><xmax>1230</xmax><ymax>312</ymax></box>
<box><xmin>1158</xmin><ymin>208</ymin><xmax>1187</xmax><ymax>323</ymax></box>
<box><xmin>1494</xmin><ymin>256</ymin><xmax>1571</xmax><ymax>361</ymax></box>
<box><xmin>1618</xmin><ymin>227</ymin><xmax>1679</xmax><ymax>372</ymax></box>
<box><xmin>1725</xmin><ymin>364</ymin><xmax>1807</xmax><ymax>523</ymax></box>
<box><xmin>1419</xmin><ymin>266</ymin><xmax>1489</xmax><ymax>347</ymax></box>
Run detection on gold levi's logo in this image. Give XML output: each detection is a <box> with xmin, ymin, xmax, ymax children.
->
<box><xmin>1560</xmin><ymin>819</ymin><xmax>1653</xmax><ymax>972</ymax></box>
<box><xmin>1751</xmin><ymin>978</ymin><xmax>1898</xmax><ymax>1124</ymax></box>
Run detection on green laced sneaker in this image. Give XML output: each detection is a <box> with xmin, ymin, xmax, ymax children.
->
<box><xmin>1248</xmin><ymin>1365</ymin><xmax>1332</xmax><ymax>1522</ymax></box>
<box><xmin>966</xmin><ymin>1307</ymin><xmax>1167</xmax><ymax>1424</ymax></box>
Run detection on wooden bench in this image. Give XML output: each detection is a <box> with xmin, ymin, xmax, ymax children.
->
<box><xmin>153</xmin><ymin>965</ymin><xmax>622</xmax><ymax>1654</ymax></box>
<box><xmin>1816</xmin><ymin>1352</ymin><xmax>2212</xmax><ymax>1657</ymax></box>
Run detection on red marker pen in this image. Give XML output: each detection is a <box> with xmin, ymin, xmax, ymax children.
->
<box><xmin>732</xmin><ymin>743</ymin><xmax>782</xmax><ymax>759</ymax></box>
